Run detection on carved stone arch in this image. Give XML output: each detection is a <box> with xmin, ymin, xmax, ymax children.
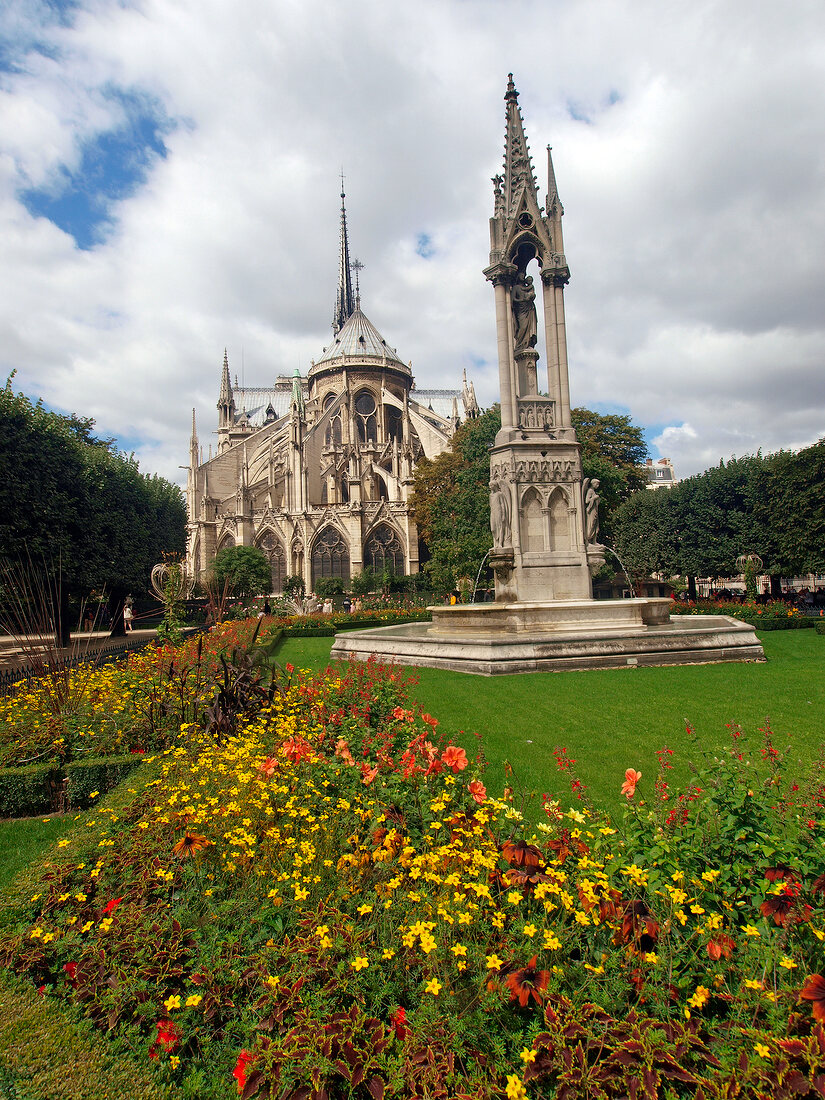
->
<box><xmin>363</xmin><ymin>522</ymin><xmax>406</xmax><ymax>577</ymax></box>
<box><xmin>510</xmin><ymin>230</ymin><xmax>542</xmax><ymax>272</ymax></box>
<box><xmin>520</xmin><ymin>486</ymin><xmax>545</xmax><ymax>553</ymax></box>
<box><xmin>217</xmin><ymin>531</ymin><xmax>236</xmax><ymax>552</ymax></box>
<box><xmin>548</xmin><ymin>486</ymin><xmax>572</xmax><ymax>551</ymax></box>
<box><xmin>311</xmin><ymin>524</ymin><xmax>351</xmax><ymax>588</ymax></box>
<box><xmin>255</xmin><ymin>527</ymin><xmax>287</xmax><ymax>594</ymax></box>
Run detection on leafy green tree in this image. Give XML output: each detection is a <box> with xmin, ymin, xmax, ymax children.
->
<box><xmin>410</xmin><ymin>408</ymin><xmax>500</xmax><ymax>595</ymax></box>
<box><xmin>571</xmin><ymin>408</ymin><xmax>649</xmax><ymax>545</ymax></box>
<box><xmin>612</xmin><ymin>489</ymin><xmax>678</xmax><ymax>591</ymax></box>
<box><xmin>212</xmin><ymin>545</ymin><xmax>272</xmax><ymax>597</ymax></box>
<box><xmin>0</xmin><ymin>379</ymin><xmax>186</xmax><ymax>637</ymax></box>
<box><xmin>751</xmin><ymin>441</ymin><xmax>825</xmax><ymax>579</ymax></box>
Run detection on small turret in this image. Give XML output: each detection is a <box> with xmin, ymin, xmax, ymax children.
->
<box><xmin>333</xmin><ymin>179</ymin><xmax>355</xmax><ymax>334</ymax></box>
<box><xmin>217</xmin><ymin>349</ymin><xmax>235</xmax><ymax>428</ymax></box>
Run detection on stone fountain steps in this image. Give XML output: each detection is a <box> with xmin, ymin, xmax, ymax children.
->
<box><xmin>329</xmin><ymin>604</ymin><xmax>764</xmax><ymax>676</ymax></box>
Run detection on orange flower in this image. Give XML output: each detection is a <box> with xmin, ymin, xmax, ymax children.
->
<box><xmin>621</xmin><ymin>769</ymin><xmax>642</xmax><ymax>798</ymax></box>
<box><xmin>468</xmin><ymin>779</ymin><xmax>487</xmax><ymax>804</ymax></box>
<box><xmin>441</xmin><ymin>745</ymin><xmax>468</xmax><ymax>773</ymax></box>
<box><xmin>799</xmin><ymin>974</ymin><xmax>825</xmax><ymax>1022</ymax></box>
<box><xmin>504</xmin><ymin>956</ymin><xmax>551</xmax><ymax>1007</ymax></box>
<box><xmin>172</xmin><ymin>833</ymin><xmax>211</xmax><ymax>858</ymax></box>
<box><xmin>706</xmin><ymin>933</ymin><xmax>735</xmax><ymax>960</ymax></box>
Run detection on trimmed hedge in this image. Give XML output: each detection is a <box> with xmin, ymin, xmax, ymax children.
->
<box><xmin>0</xmin><ymin>756</ymin><xmax>144</xmax><ymax>819</ymax></box>
<box><xmin>282</xmin><ymin>625</ymin><xmax>337</xmax><ymax>638</ymax></box>
<box><xmin>816</xmin><ymin>620</ymin><xmax>825</xmax><ymax>635</ymax></box>
<box><xmin>65</xmin><ymin>755</ymin><xmax>145</xmax><ymax>811</ymax></box>
<box><xmin>0</xmin><ymin>764</ymin><xmax>58</xmax><ymax>819</ymax></box>
<box><xmin>752</xmin><ymin>616</ymin><xmax>816</xmax><ymax>631</ymax></box>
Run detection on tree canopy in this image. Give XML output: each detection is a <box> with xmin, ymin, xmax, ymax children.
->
<box><xmin>409</xmin><ymin>405</ymin><xmax>650</xmax><ymax>594</ymax></box>
<box><xmin>612</xmin><ymin>441</ymin><xmax>825</xmax><ymax>583</ymax></box>
<box><xmin>211</xmin><ymin>545</ymin><xmax>272</xmax><ymax>597</ymax></box>
<box><xmin>0</xmin><ymin>380</ymin><xmax>187</xmax><ymax>596</ymax></box>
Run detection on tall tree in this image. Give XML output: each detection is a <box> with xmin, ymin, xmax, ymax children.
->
<box><xmin>0</xmin><ymin>380</ymin><xmax>186</xmax><ymax>630</ymax></box>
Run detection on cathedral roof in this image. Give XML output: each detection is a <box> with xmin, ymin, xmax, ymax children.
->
<box><xmin>313</xmin><ymin>307</ymin><xmax>408</xmax><ymax>371</ymax></box>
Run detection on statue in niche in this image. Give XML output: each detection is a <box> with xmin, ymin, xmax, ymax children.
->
<box><xmin>490</xmin><ymin>481</ymin><xmax>512</xmax><ymax>548</ymax></box>
<box><xmin>512</xmin><ymin>275</ymin><xmax>538</xmax><ymax>351</ymax></box>
<box><xmin>582</xmin><ymin>478</ymin><xmax>601</xmax><ymax>543</ymax></box>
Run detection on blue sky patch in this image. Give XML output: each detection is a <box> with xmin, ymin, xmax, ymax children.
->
<box><xmin>415</xmin><ymin>232</ymin><xmax>435</xmax><ymax>259</ymax></box>
<box><xmin>20</xmin><ymin>90</ymin><xmax>171</xmax><ymax>250</ymax></box>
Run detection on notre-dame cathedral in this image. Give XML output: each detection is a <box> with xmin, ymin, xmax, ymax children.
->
<box><xmin>185</xmin><ymin>189</ymin><xmax>479</xmax><ymax>593</ymax></box>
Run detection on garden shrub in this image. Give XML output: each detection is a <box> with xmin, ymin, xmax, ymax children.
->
<box><xmin>282</xmin><ymin>624</ymin><xmax>337</xmax><ymax>637</ymax></box>
<box><xmin>65</xmin><ymin>754</ymin><xmax>145</xmax><ymax>810</ymax></box>
<box><xmin>0</xmin><ymin>762</ymin><xmax>57</xmax><ymax>818</ymax></box>
<box><xmin>815</xmin><ymin>620</ymin><xmax>825</xmax><ymax>635</ymax></box>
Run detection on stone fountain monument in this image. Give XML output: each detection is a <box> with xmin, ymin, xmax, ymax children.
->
<box><xmin>331</xmin><ymin>76</ymin><xmax>763</xmax><ymax>674</ymax></box>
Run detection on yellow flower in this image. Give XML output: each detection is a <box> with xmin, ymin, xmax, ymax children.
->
<box><xmin>507</xmin><ymin>890</ymin><xmax>522</xmax><ymax>905</ymax></box>
<box><xmin>357</xmin><ymin>903</ymin><xmax>373</xmax><ymax>915</ymax></box>
<box><xmin>701</xmin><ymin>869</ymin><xmax>721</xmax><ymax>883</ymax></box>
<box><xmin>744</xmin><ymin>978</ymin><xmax>763</xmax><ymax>990</ymax></box>
<box><xmin>543</xmin><ymin>931</ymin><xmax>561</xmax><ymax>950</ymax></box>
<box><xmin>519</xmin><ymin>1048</ymin><xmax>537</xmax><ymax>1064</ymax></box>
<box><xmin>351</xmin><ymin>956</ymin><xmax>369</xmax><ymax>971</ymax></box>
<box><xmin>687</xmin><ymin>985</ymin><xmax>710</xmax><ymax>1010</ymax></box>
<box><xmin>505</xmin><ymin>1073</ymin><xmax>527</xmax><ymax>1100</ymax></box>
<box><xmin>754</xmin><ymin>1042</ymin><xmax>770</xmax><ymax>1059</ymax></box>
<box><xmin>99</xmin><ymin>918</ymin><xmax>113</xmax><ymax>932</ymax></box>
<box><xmin>742</xmin><ymin>924</ymin><xmax>760</xmax><ymax>937</ymax></box>
<box><xmin>779</xmin><ymin>956</ymin><xmax>797</xmax><ymax>970</ymax></box>
<box><xmin>41</xmin><ymin>932</ymin><xmax>56</xmax><ymax>944</ymax></box>
<box><xmin>29</xmin><ymin>927</ymin><xmax>43</xmax><ymax>939</ymax></box>
<box><xmin>523</xmin><ymin>923</ymin><xmax>537</xmax><ymax>938</ymax></box>
<box><xmin>382</xmin><ymin>948</ymin><xmax>395</xmax><ymax>960</ymax></box>
<box><xmin>424</xmin><ymin>978</ymin><xmax>441</xmax><ymax>996</ymax></box>
<box><xmin>486</xmin><ymin>953</ymin><xmax>504</xmax><ymax>970</ymax></box>
<box><xmin>80</xmin><ymin>921</ymin><xmax>94</xmax><ymax>933</ymax></box>
<box><xmin>169</xmin><ymin>1055</ymin><xmax>180</xmax><ymax>1069</ymax></box>
<box><xmin>164</xmin><ymin>994</ymin><xmax>182</xmax><ymax>1010</ymax></box>
<box><xmin>451</xmin><ymin>943</ymin><xmax>467</xmax><ymax>957</ymax></box>
<box><xmin>185</xmin><ymin>994</ymin><xmax>202</xmax><ymax>1007</ymax></box>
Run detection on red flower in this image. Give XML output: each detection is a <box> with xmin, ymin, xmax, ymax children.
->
<box><xmin>441</xmin><ymin>745</ymin><xmax>468</xmax><ymax>773</ymax></box>
<box><xmin>63</xmin><ymin>961</ymin><xmax>78</xmax><ymax>987</ymax></box>
<box><xmin>102</xmin><ymin>896</ymin><xmax>123</xmax><ymax>915</ymax></box>
<box><xmin>504</xmin><ymin>956</ymin><xmax>551</xmax><ymax>1008</ymax></box>
<box><xmin>621</xmin><ymin>768</ymin><xmax>642</xmax><ymax>798</ymax></box>
<box><xmin>799</xmin><ymin>974</ymin><xmax>825</xmax><ymax>1023</ymax></box>
<box><xmin>764</xmin><ymin>864</ymin><xmax>795</xmax><ymax>883</ymax></box>
<box><xmin>233</xmin><ymin>1050</ymin><xmax>256</xmax><ymax>1093</ymax></box>
<box><xmin>149</xmin><ymin>1019</ymin><xmax>181</xmax><ymax>1059</ymax></box>
<box><xmin>389</xmin><ymin>1006</ymin><xmax>408</xmax><ymax>1039</ymax></box>
<box><xmin>285</xmin><ymin>663</ymin><xmax>294</xmax><ymax>673</ymax></box>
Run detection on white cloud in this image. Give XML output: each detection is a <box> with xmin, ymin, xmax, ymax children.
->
<box><xmin>1</xmin><ymin>0</ymin><xmax>824</xmax><ymax>485</ymax></box>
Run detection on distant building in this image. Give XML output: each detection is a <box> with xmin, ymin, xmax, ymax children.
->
<box><xmin>185</xmin><ymin>189</ymin><xmax>479</xmax><ymax>593</ymax></box>
<box><xmin>645</xmin><ymin>456</ymin><xmax>677</xmax><ymax>489</ymax></box>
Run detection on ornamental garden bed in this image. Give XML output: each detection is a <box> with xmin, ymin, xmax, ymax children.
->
<box><xmin>0</xmin><ymin>626</ymin><xmax>823</xmax><ymax>1098</ymax></box>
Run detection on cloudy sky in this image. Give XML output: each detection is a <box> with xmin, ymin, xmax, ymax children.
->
<box><xmin>3</xmin><ymin>0</ymin><xmax>825</xmax><ymax>487</ymax></box>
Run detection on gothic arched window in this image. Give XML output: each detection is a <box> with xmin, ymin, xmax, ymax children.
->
<box><xmin>385</xmin><ymin>404</ymin><xmax>403</xmax><ymax>444</ymax></box>
<box><xmin>324</xmin><ymin>392</ymin><xmax>342</xmax><ymax>447</ymax></box>
<box><xmin>364</xmin><ymin>524</ymin><xmax>405</xmax><ymax>576</ymax></box>
<box><xmin>549</xmin><ymin>488</ymin><xmax>571</xmax><ymax>550</ymax></box>
<box><xmin>355</xmin><ymin>390</ymin><xmax>377</xmax><ymax>443</ymax></box>
<box><xmin>312</xmin><ymin>526</ymin><xmax>350</xmax><ymax>587</ymax></box>
<box><xmin>255</xmin><ymin>530</ymin><xmax>287</xmax><ymax>593</ymax></box>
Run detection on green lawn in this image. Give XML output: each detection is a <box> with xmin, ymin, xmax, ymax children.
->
<box><xmin>277</xmin><ymin>630</ymin><xmax>825</xmax><ymax>814</ymax></box>
<box><xmin>0</xmin><ymin>814</ymin><xmax>77</xmax><ymax>894</ymax></box>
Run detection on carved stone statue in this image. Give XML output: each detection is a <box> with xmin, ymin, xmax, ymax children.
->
<box><xmin>490</xmin><ymin>481</ymin><xmax>512</xmax><ymax>548</ymax></box>
<box><xmin>582</xmin><ymin>478</ymin><xmax>601</xmax><ymax>543</ymax></box>
<box><xmin>512</xmin><ymin>275</ymin><xmax>538</xmax><ymax>351</ymax></box>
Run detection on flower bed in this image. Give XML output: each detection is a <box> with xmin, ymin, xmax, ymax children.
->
<box><xmin>1</xmin><ymin>638</ymin><xmax>824</xmax><ymax>1098</ymax></box>
<box><xmin>671</xmin><ymin>599</ymin><xmax>817</xmax><ymax>629</ymax></box>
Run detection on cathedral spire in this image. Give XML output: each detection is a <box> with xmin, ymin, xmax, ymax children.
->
<box><xmin>502</xmin><ymin>73</ymin><xmax>538</xmax><ymax>213</ymax></box>
<box><xmin>333</xmin><ymin>177</ymin><xmax>355</xmax><ymax>334</ymax></box>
